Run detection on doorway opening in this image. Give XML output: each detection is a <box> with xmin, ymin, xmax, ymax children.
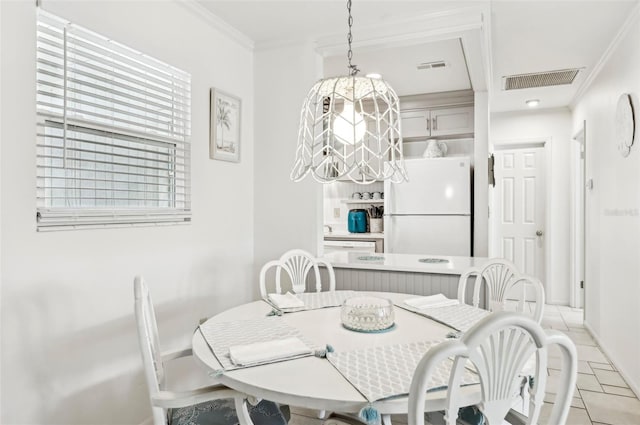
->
<box><xmin>489</xmin><ymin>139</ymin><xmax>549</xmax><ymax>300</ymax></box>
<box><xmin>571</xmin><ymin>121</ymin><xmax>586</xmax><ymax>309</ymax></box>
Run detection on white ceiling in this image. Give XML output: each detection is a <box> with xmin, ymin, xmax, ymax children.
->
<box><xmin>198</xmin><ymin>0</ymin><xmax>639</xmax><ymax>112</ymax></box>
<box><xmin>323</xmin><ymin>38</ymin><xmax>472</xmax><ymax>96</ymax></box>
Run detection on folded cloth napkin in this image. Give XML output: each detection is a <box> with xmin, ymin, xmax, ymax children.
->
<box><xmin>268</xmin><ymin>292</ymin><xmax>305</xmax><ymax>310</ymax></box>
<box><xmin>229</xmin><ymin>337</ymin><xmax>312</xmax><ymax>366</ymax></box>
<box><xmin>404</xmin><ymin>293</ymin><xmax>460</xmax><ymax>309</ymax></box>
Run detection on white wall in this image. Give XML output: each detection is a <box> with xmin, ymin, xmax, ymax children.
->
<box><xmin>490</xmin><ymin>108</ymin><xmax>573</xmax><ymax>305</ymax></box>
<box><xmin>0</xmin><ymin>1</ymin><xmax>255</xmax><ymax>423</ymax></box>
<box><xmin>571</xmin><ymin>5</ymin><xmax>640</xmax><ymax>396</ymax></box>
<box><xmin>0</xmin><ymin>1</ymin><xmax>3</xmax><ymax>419</ymax></box>
<box><xmin>253</xmin><ymin>43</ymin><xmax>323</xmax><ymax>288</ymax></box>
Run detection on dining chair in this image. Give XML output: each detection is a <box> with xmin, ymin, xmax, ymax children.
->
<box><xmin>457</xmin><ymin>259</ymin><xmax>519</xmax><ymax>311</ymax></box>
<box><xmin>259</xmin><ymin>249</ymin><xmax>336</xmax><ymax>298</ymax></box>
<box><xmin>456</xmin><ymin>266</ymin><xmax>480</xmax><ymax>306</ymax></box>
<box><xmin>501</xmin><ymin>275</ymin><xmax>546</xmax><ymax>324</ymax></box>
<box><xmin>133</xmin><ymin>276</ymin><xmax>290</xmax><ymax>425</ymax></box>
<box><xmin>458</xmin><ymin>260</ymin><xmax>546</xmax><ymax>324</ymax></box>
<box><xmin>409</xmin><ymin>311</ymin><xmax>577</xmax><ymax>425</ymax></box>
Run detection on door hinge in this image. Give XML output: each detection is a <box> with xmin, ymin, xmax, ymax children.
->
<box><xmin>580</xmin><ymin>280</ymin><xmax>584</xmax><ymax>289</ymax></box>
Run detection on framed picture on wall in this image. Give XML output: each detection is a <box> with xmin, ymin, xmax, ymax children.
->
<box><xmin>210</xmin><ymin>88</ymin><xmax>241</xmax><ymax>162</ymax></box>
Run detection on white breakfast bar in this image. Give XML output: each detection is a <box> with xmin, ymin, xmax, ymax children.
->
<box><xmin>320</xmin><ymin>252</ymin><xmax>490</xmax><ymax>305</ymax></box>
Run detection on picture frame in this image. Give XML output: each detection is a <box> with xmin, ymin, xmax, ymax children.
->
<box><xmin>210</xmin><ymin>88</ymin><xmax>241</xmax><ymax>162</ymax></box>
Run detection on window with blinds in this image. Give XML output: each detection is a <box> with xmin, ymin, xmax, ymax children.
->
<box><xmin>36</xmin><ymin>11</ymin><xmax>191</xmax><ymax>231</ymax></box>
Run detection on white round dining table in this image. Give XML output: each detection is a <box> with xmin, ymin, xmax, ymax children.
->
<box><xmin>192</xmin><ymin>291</ymin><xmax>481</xmax><ymax>416</ymax></box>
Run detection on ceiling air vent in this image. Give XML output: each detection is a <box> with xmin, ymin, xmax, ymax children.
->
<box><xmin>417</xmin><ymin>61</ymin><xmax>447</xmax><ymax>70</ymax></box>
<box><xmin>503</xmin><ymin>68</ymin><xmax>581</xmax><ymax>90</ymax></box>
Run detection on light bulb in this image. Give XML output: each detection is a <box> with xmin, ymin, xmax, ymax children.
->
<box><xmin>333</xmin><ymin>101</ymin><xmax>366</xmax><ymax>145</ymax></box>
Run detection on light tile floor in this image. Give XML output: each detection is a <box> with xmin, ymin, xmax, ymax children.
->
<box><xmin>289</xmin><ymin>304</ymin><xmax>640</xmax><ymax>425</ymax></box>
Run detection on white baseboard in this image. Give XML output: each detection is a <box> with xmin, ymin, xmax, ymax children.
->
<box><xmin>584</xmin><ymin>320</ymin><xmax>640</xmax><ymax>399</ymax></box>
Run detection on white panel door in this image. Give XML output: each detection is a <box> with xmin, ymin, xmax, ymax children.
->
<box><xmin>494</xmin><ymin>148</ymin><xmax>546</xmax><ymax>295</ymax></box>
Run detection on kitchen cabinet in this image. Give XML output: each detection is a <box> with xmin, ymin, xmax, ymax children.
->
<box><xmin>324</xmin><ymin>234</ymin><xmax>384</xmax><ymax>253</ymax></box>
<box><xmin>400</xmin><ymin>105</ymin><xmax>474</xmax><ymax>139</ymax></box>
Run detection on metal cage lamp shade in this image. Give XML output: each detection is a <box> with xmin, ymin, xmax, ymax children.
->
<box><xmin>290</xmin><ymin>1</ymin><xmax>407</xmax><ymax>184</ymax></box>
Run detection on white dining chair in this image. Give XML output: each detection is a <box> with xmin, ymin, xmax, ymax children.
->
<box><xmin>457</xmin><ymin>259</ymin><xmax>519</xmax><ymax>311</ymax></box>
<box><xmin>456</xmin><ymin>266</ymin><xmax>480</xmax><ymax>306</ymax></box>
<box><xmin>134</xmin><ymin>276</ymin><xmax>290</xmax><ymax>425</ymax></box>
<box><xmin>501</xmin><ymin>275</ymin><xmax>546</xmax><ymax>324</ymax></box>
<box><xmin>259</xmin><ymin>249</ymin><xmax>336</xmax><ymax>298</ymax></box>
<box><xmin>457</xmin><ymin>260</ymin><xmax>546</xmax><ymax>324</ymax></box>
<box><xmin>409</xmin><ymin>311</ymin><xmax>577</xmax><ymax>425</ymax></box>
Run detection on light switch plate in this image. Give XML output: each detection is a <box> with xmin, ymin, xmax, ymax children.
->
<box><xmin>333</xmin><ymin>208</ymin><xmax>340</xmax><ymax>218</ymax></box>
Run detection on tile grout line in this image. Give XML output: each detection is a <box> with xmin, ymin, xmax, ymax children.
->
<box><xmin>570</xmin><ymin>309</ymin><xmax>640</xmax><ymax>424</ymax></box>
<box><xmin>583</xmin><ymin>320</ymin><xmax>640</xmax><ymax>400</ymax></box>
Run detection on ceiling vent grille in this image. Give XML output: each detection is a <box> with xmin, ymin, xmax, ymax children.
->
<box><xmin>417</xmin><ymin>61</ymin><xmax>447</xmax><ymax>70</ymax></box>
<box><xmin>503</xmin><ymin>68</ymin><xmax>581</xmax><ymax>90</ymax></box>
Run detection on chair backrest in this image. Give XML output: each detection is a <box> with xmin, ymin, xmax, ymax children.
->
<box><xmin>469</xmin><ymin>259</ymin><xmax>519</xmax><ymax>310</ymax></box>
<box><xmin>456</xmin><ymin>267</ymin><xmax>480</xmax><ymax>305</ymax></box>
<box><xmin>134</xmin><ymin>276</ymin><xmax>169</xmax><ymax>425</ymax></box>
<box><xmin>259</xmin><ymin>249</ymin><xmax>336</xmax><ymax>298</ymax></box>
<box><xmin>501</xmin><ymin>275</ymin><xmax>546</xmax><ymax>324</ymax></box>
<box><xmin>458</xmin><ymin>260</ymin><xmax>545</xmax><ymax>324</ymax></box>
<box><xmin>409</xmin><ymin>311</ymin><xmax>577</xmax><ymax>425</ymax></box>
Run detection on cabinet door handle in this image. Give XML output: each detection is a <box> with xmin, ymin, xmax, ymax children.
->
<box><xmin>432</xmin><ymin>117</ymin><xmax>437</xmax><ymax>131</ymax></box>
<box><xmin>426</xmin><ymin>115</ymin><xmax>430</xmax><ymax>131</ymax></box>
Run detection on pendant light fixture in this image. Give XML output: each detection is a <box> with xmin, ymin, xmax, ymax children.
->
<box><xmin>290</xmin><ymin>0</ymin><xmax>407</xmax><ymax>184</ymax></box>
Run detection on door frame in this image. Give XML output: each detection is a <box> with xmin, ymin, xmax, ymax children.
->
<box><xmin>488</xmin><ymin>137</ymin><xmax>552</xmax><ymax>300</ymax></box>
<box><xmin>570</xmin><ymin>121</ymin><xmax>586</xmax><ymax>309</ymax></box>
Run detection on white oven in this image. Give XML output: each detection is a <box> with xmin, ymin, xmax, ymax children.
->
<box><xmin>323</xmin><ymin>240</ymin><xmax>377</xmax><ymax>254</ymax></box>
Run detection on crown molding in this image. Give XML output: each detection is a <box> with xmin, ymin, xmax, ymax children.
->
<box><xmin>570</xmin><ymin>1</ymin><xmax>640</xmax><ymax>108</ymax></box>
<box><xmin>174</xmin><ymin>0</ymin><xmax>254</xmax><ymax>51</ymax></box>
<box><xmin>314</xmin><ymin>6</ymin><xmax>486</xmax><ymax>57</ymax></box>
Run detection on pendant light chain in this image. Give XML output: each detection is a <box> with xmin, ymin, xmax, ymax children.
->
<box><xmin>346</xmin><ymin>0</ymin><xmax>359</xmax><ymax>76</ymax></box>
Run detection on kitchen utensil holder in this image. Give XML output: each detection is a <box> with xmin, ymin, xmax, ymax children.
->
<box><xmin>369</xmin><ymin>218</ymin><xmax>383</xmax><ymax>233</ymax></box>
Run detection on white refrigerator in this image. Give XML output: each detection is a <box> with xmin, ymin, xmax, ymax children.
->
<box><xmin>384</xmin><ymin>157</ymin><xmax>471</xmax><ymax>256</ymax></box>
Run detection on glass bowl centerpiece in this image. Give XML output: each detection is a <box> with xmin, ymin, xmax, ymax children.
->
<box><xmin>341</xmin><ymin>296</ymin><xmax>395</xmax><ymax>332</ymax></box>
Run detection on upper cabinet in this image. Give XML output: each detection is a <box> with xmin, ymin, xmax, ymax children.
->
<box><xmin>400</xmin><ymin>105</ymin><xmax>474</xmax><ymax>139</ymax></box>
<box><xmin>399</xmin><ymin>90</ymin><xmax>475</xmax><ymax>140</ymax></box>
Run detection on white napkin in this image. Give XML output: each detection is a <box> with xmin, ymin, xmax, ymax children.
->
<box><xmin>268</xmin><ymin>292</ymin><xmax>305</xmax><ymax>309</ymax></box>
<box><xmin>229</xmin><ymin>337</ymin><xmax>313</xmax><ymax>366</ymax></box>
<box><xmin>404</xmin><ymin>293</ymin><xmax>460</xmax><ymax>309</ymax></box>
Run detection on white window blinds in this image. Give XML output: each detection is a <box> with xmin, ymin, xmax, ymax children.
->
<box><xmin>36</xmin><ymin>11</ymin><xmax>191</xmax><ymax>231</ymax></box>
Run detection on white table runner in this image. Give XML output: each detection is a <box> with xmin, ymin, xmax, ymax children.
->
<box><xmin>199</xmin><ymin>316</ymin><xmax>321</xmax><ymax>371</ymax></box>
<box><xmin>327</xmin><ymin>340</ymin><xmax>479</xmax><ymax>402</ymax></box>
<box><xmin>266</xmin><ymin>290</ymin><xmax>358</xmax><ymax>313</ymax></box>
<box><xmin>397</xmin><ymin>302</ymin><xmax>490</xmax><ymax>332</ymax></box>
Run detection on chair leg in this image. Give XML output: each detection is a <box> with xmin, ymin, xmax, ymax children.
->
<box><xmin>234</xmin><ymin>397</ymin><xmax>253</xmax><ymax>425</ymax></box>
<box><xmin>382</xmin><ymin>414</ymin><xmax>392</xmax><ymax>425</ymax></box>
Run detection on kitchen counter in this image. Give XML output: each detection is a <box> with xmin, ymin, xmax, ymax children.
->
<box><xmin>324</xmin><ymin>231</ymin><xmax>384</xmax><ymax>240</ymax></box>
<box><xmin>321</xmin><ymin>251</ymin><xmax>489</xmax><ymax>275</ymax></box>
